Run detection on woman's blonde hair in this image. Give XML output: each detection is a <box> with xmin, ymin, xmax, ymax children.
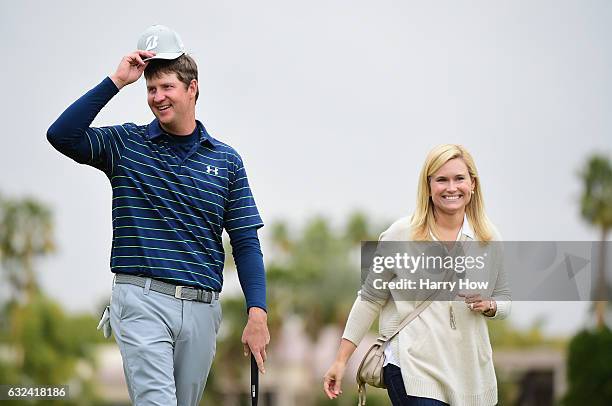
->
<box><xmin>410</xmin><ymin>144</ymin><xmax>494</xmax><ymax>242</ymax></box>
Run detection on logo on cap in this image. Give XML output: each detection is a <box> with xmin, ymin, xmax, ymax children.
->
<box><xmin>145</xmin><ymin>35</ymin><xmax>158</xmax><ymax>51</ymax></box>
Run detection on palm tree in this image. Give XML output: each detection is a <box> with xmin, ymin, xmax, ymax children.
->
<box><xmin>579</xmin><ymin>155</ymin><xmax>612</xmax><ymax>328</ymax></box>
<box><xmin>0</xmin><ymin>193</ymin><xmax>55</xmax><ymax>303</ymax></box>
<box><xmin>0</xmin><ymin>193</ymin><xmax>103</xmax><ymax>404</ymax></box>
<box><xmin>266</xmin><ymin>213</ymin><xmax>381</xmax><ymax>338</ymax></box>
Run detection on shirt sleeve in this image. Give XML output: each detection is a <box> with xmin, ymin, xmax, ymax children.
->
<box><xmin>223</xmin><ymin>158</ymin><xmax>264</xmax><ymax>232</ymax></box>
<box><xmin>228</xmin><ymin>227</ymin><xmax>267</xmax><ymax>312</ymax></box>
<box><xmin>47</xmin><ymin>77</ymin><xmax>128</xmax><ymax>176</ymax></box>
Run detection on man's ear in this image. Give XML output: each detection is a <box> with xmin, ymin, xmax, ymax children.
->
<box><xmin>189</xmin><ymin>79</ymin><xmax>198</xmax><ymax>98</ymax></box>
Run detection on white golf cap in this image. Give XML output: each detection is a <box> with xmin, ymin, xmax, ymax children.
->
<box><xmin>137</xmin><ymin>25</ymin><xmax>185</xmax><ymax>61</ymax></box>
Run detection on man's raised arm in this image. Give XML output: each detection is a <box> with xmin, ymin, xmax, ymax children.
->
<box><xmin>47</xmin><ymin>51</ymin><xmax>154</xmax><ymax>164</ymax></box>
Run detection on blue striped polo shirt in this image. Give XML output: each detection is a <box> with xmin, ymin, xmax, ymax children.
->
<box><xmin>48</xmin><ymin>77</ymin><xmax>264</xmax><ymax>298</ymax></box>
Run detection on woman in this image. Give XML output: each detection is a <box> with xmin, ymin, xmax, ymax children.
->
<box><xmin>323</xmin><ymin>144</ymin><xmax>511</xmax><ymax>405</ymax></box>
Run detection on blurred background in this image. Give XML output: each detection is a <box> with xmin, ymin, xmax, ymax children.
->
<box><xmin>1</xmin><ymin>0</ymin><xmax>610</xmax><ymax>405</ymax></box>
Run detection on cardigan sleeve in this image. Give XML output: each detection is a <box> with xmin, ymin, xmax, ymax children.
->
<box><xmin>486</xmin><ymin>238</ymin><xmax>512</xmax><ymax>320</ymax></box>
<box><xmin>341</xmin><ymin>220</ymin><xmax>409</xmax><ymax>345</ymax></box>
<box><xmin>341</xmin><ymin>292</ymin><xmax>381</xmax><ymax>346</ymax></box>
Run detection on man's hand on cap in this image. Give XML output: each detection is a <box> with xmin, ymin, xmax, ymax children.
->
<box><xmin>110</xmin><ymin>51</ymin><xmax>156</xmax><ymax>90</ymax></box>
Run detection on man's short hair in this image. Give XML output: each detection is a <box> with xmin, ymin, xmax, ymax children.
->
<box><xmin>144</xmin><ymin>54</ymin><xmax>199</xmax><ymax>101</ymax></box>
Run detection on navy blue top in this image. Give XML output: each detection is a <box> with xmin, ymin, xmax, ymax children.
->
<box><xmin>47</xmin><ymin>77</ymin><xmax>266</xmax><ymax>311</ymax></box>
<box><xmin>159</xmin><ymin>127</ymin><xmax>199</xmax><ymax>161</ymax></box>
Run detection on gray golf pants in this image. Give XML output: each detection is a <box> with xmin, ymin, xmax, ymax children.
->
<box><xmin>110</xmin><ymin>279</ymin><xmax>222</xmax><ymax>406</ymax></box>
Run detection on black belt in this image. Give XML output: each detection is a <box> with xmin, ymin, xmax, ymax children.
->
<box><xmin>115</xmin><ymin>274</ymin><xmax>219</xmax><ymax>303</ymax></box>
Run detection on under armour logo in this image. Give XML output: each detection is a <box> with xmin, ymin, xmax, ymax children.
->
<box><xmin>145</xmin><ymin>35</ymin><xmax>158</xmax><ymax>51</ymax></box>
<box><xmin>206</xmin><ymin>165</ymin><xmax>219</xmax><ymax>175</ymax></box>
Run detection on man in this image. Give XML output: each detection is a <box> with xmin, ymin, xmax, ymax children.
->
<box><xmin>47</xmin><ymin>25</ymin><xmax>269</xmax><ymax>405</ymax></box>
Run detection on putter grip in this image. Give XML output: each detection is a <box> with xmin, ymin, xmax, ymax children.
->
<box><xmin>251</xmin><ymin>353</ymin><xmax>258</xmax><ymax>406</ymax></box>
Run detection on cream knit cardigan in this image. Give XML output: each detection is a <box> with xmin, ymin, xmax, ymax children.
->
<box><xmin>342</xmin><ymin>217</ymin><xmax>511</xmax><ymax>406</ymax></box>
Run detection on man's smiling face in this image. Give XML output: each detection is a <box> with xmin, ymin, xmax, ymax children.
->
<box><xmin>146</xmin><ymin>71</ymin><xmax>196</xmax><ymax>132</ymax></box>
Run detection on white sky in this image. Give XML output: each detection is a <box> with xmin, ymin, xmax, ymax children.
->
<box><xmin>1</xmin><ymin>0</ymin><xmax>610</xmax><ymax>335</ymax></box>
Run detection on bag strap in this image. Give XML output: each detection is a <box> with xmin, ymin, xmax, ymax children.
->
<box><xmin>379</xmin><ymin>296</ymin><xmax>433</xmax><ymax>343</ymax></box>
<box><xmin>376</xmin><ymin>232</ymin><xmax>469</xmax><ymax>344</ymax></box>
<box><xmin>378</xmin><ymin>268</ymin><xmax>455</xmax><ymax>343</ymax></box>
<box><xmin>358</xmin><ymin>384</ymin><xmax>367</xmax><ymax>406</ymax></box>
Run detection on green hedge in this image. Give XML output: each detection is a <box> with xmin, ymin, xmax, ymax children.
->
<box><xmin>563</xmin><ymin>327</ymin><xmax>612</xmax><ymax>405</ymax></box>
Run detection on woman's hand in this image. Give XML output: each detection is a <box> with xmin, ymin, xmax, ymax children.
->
<box><xmin>459</xmin><ymin>293</ymin><xmax>497</xmax><ymax>316</ymax></box>
<box><xmin>324</xmin><ymin>338</ymin><xmax>357</xmax><ymax>399</ymax></box>
<box><xmin>323</xmin><ymin>360</ymin><xmax>346</xmax><ymax>399</ymax></box>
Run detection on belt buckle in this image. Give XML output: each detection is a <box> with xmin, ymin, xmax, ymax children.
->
<box><xmin>174</xmin><ymin>286</ymin><xmax>183</xmax><ymax>300</ymax></box>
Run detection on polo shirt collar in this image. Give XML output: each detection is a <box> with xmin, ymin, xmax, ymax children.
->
<box><xmin>145</xmin><ymin>119</ymin><xmax>219</xmax><ymax>147</ymax></box>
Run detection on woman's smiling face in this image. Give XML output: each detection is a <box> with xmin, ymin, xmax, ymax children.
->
<box><xmin>429</xmin><ymin>158</ymin><xmax>475</xmax><ymax>216</ymax></box>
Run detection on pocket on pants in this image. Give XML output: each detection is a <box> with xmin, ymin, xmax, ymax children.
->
<box><xmin>212</xmin><ymin>301</ymin><xmax>222</xmax><ymax>334</ymax></box>
<box><xmin>110</xmin><ymin>283</ymin><xmax>127</xmax><ymax>321</ymax></box>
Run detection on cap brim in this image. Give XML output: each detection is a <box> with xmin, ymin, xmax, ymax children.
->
<box><xmin>143</xmin><ymin>52</ymin><xmax>185</xmax><ymax>62</ymax></box>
